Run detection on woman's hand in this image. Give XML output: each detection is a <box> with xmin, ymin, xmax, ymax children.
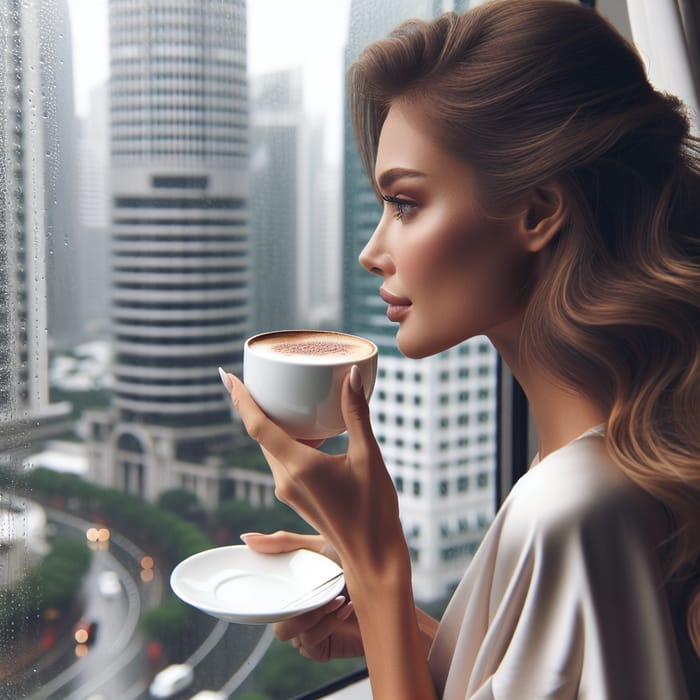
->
<box><xmin>221</xmin><ymin>368</ymin><xmax>437</xmax><ymax>698</ymax></box>
<box><xmin>242</xmin><ymin>530</ymin><xmax>364</xmax><ymax>662</ymax></box>
<box><xmin>221</xmin><ymin>367</ymin><xmax>407</xmax><ymax>584</ymax></box>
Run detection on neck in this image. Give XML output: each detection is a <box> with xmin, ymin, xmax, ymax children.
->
<box><xmin>489</xmin><ymin>323</ymin><xmax>607</xmax><ymax>460</ymax></box>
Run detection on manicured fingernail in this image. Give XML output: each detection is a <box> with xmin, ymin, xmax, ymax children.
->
<box><xmin>336</xmin><ymin>601</ymin><xmax>355</xmax><ymax>621</ymax></box>
<box><xmin>239</xmin><ymin>532</ymin><xmax>262</xmax><ymax>543</ymax></box>
<box><xmin>218</xmin><ymin>367</ymin><xmax>233</xmax><ymax>391</ymax></box>
<box><xmin>349</xmin><ymin>365</ymin><xmax>363</xmax><ymax>393</ymax></box>
<box><xmin>327</xmin><ymin>596</ymin><xmax>346</xmax><ymax>612</ymax></box>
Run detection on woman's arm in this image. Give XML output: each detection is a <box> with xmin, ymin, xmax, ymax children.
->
<box><xmin>224</xmin><ymin>369</ymin><xmax>438</xmax><ymax>699</ymax></box>
<box><xmin>346</xmin><ymin>562</ymin><xmax>437</xmax><ymax>699</ymax></box>
<box><xmin>244</xmin><ymin>530</ymin><xmax>440</xmax><ymax>662</ymax></box>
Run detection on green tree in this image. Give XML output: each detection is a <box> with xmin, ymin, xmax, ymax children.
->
<box><xmin>0</xmin><ymin>538</ymin><xmax>91</xmax><ymax>637</ymax></box>
<box><xmin>158</xmin><ymin>488</ymin><xmax>203</xmax><ymax>522</ymax></box>
<box><xmin>214</xmin><ymin>499</ymin><xmax>315</xmax><ymax>541</ymax></box>
<box><xmin>251</xmin><ymin>640</ymin><xmax>363</xmax><ymax>699</ymax></box>
<box><xmin>141</xmin><ymin>596</ymin><xmax>198</xmax><ymax>659</ymax></box>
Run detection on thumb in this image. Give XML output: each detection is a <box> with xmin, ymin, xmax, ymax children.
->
<box><xmin>241</xmin><ymin>530</ymin><xmax>325</xmax><ymax>555</ymax></box>
<box><xmin>340</xmin><ymin>365</ymin><xmax>375</xmax><ymax>445</ymax></box>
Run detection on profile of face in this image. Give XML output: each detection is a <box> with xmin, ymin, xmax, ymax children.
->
<box><xmin>359</xmin><ymin>101</ymin><xmax>542</xmax><ymax>359</ymax></box>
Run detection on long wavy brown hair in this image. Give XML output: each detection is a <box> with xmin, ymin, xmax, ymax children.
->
<box><xmin>348</xmin><ymin>0</ymin><xmax>700</xmax><ymax>667</ymax></box>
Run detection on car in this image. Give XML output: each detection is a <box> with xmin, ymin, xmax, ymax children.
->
<box><xmin>189</xmin><ymin>692</ymin><xmax>226</xmax><ymax>700</ymax></box>
<box><xmin>73</xmin><ymin>619</ymin><xmax>98</xmax><ymax>645</ymax></box>
<box><xmin>97</xmin><ymin>570</ymin><xmax>121</xmax><ymax>598</ymax></box>
<box><xmin>148</xmin><ymin>663</ymin><xmax>194</xmax><ymax>699</ymax></box>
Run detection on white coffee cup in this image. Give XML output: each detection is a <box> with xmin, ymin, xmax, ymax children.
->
<box><xmin>243</xmin><ymin>330</ymin><xmax>378</xmax><ymax>440</ymax></box>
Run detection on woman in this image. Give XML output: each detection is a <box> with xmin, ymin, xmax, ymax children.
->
<box><xmin>219</xmin><ymin>0</ymin><xmax>700</xmax><ymax>697</ymax></box>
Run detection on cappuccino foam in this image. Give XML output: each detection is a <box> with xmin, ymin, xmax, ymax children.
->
<box><xmin>248</xmin><ymin>331</ymin><xmax>374</xmax><ymax>363</ymax></box>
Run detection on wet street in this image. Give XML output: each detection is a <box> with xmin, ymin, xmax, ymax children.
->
<box><xmin>4</xmin><ymin>510</ymin><xmax>271</xmax><ymax>700</ymax></box>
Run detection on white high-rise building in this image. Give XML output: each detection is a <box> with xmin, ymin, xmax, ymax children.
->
<box><xmin>86</xmin><ymin>0</ymin><xmax>252</xmax><ymax>506</ymax></box>
<box><xmin>342</xmin><ymin>0</ymin><xmax>497</xmax><ymax>602</ymax></box>
<box><xmin>0</xmin><ymin>0</ymin><xmax>72</xmax><ymax>458</ymax></box>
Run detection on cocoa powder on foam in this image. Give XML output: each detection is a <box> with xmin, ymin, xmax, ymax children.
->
<box><xmin>272</xmin><ymin>341</ymin><xmax>355</xmax><ymax>357</ymax></box>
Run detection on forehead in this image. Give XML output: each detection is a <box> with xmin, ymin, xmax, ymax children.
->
<box><xmin>374</xmin><ymin>101</ymin><xmax>475</xmax><ymax>187</ymax></box>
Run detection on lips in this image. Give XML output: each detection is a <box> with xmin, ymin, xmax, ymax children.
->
<box><xmin>379</xmin><ymin>287</ymin><xmax>411</xmax><ymax>322</ymax></box>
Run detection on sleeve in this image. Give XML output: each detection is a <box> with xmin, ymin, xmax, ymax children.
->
<box><xmin>431</xmin><ymin>444</ymin><xmax>687</xmax><ymax>700</ymax></box>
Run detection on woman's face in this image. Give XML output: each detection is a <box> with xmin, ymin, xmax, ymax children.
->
<box><xmin>358</xmin><ymin>101</ymin><xmax>534</xmax><ymax>359</ymax></box>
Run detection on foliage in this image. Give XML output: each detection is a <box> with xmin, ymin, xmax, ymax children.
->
<box><xmin>1</xmin><ymin>466</ymin><xmax>212</xmax><ymax>649</ymax></box>
<box><xmin>0</xmin><ymin>538</ymin><xmax>91</xmax><ymax>638</ymax></box>
<box><xmin>140</xmin><ymin>596</ymin><xmax>198</xmax><ymax>659</ymax></box>
<box><xmin>157</xmin><ymin>488</ymin><xmax>201</xmax><ymax>521</ymax></box>
<box><xmin>249</xmin><ymin>639</ymin><xmax>364</xmax><ymax>700</ymax></box>
<box><xmin>213</xmin><ymin>498</ymin><xmax>315</xmax><ymax>540</ymax></box>
<box><xmin>48</xmin><ymin>387</ymin><xmax>112</xmax><ymax>419</ymax></box>
<box><xmin>2</xmin><ymin>468</ymin><xmax>211</xmax><ymax>567</ymax></box>
<box><xmin>220</xmin><ymin>448</ymin><xmax>271</xmax><ymax>473</ymax></box>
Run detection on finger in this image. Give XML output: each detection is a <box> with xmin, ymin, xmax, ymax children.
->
<box><xmin>241</xmin><ymin>531</ymin><xmax>325</xmax><ymax>555</ymax></box>
<box><xmin>296</xmin><ymin>601</ymin><xmax>355</xmax><ymax>649</ymax></box>
<box><xmin>340</xmin><ymin>366</ymin><xmax>378</xmax><ymax>457</ymax></box>
<box><xmin>273</xmin><ymin>595</ymin><xmax>346</xmax><ymax>641</ymax></box>
<box><xmin>227</xmin><ymin>373</ymin><xmax>309</xmax><ymax>466</ymax></box>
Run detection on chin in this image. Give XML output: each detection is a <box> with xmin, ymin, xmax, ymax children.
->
<box><xmin>397</xmin><ymin>324</ymin><xmax>478</xmax><ymax>359</ymax></box>
<box><xmin>396</xmin><ymin>330</ymin><xmax>450</xmax><ymax>360</ymax></box>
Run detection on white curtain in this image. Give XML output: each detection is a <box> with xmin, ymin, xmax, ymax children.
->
<box><xmin>626</xmin><ymin>0</ymin><xmax>699</xmax><ymax>132</ymax></box>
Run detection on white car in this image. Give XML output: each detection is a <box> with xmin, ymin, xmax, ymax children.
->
<box><xmin>97</xmin><ymin>570</ymin><xmax>121</xmax><ymax>598</ymax></box>
<box><xmin>149</xmin><ymin>664</ymin><xmax>194</xmax><ymax>699</ymax></box>
<box><xmin>189</xmin><ymin>692</ymin><xmax>226</xmax><ymax>700</ymax></box>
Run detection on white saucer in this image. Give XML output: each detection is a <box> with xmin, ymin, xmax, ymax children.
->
<box><xmin>170</xmin><ymin>545</ymin><xmax>345</xmax><ymax>624</ymax></box>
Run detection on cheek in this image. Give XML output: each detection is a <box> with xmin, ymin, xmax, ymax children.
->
<box><xmin>413</xmin><ymin>209</ymin><xmax>503</xmax><ymax>287</ymax></box>
<box><xmin>414</xmin><ymin>212</ymin><xmax>527</xmax><ymax>319</ymax></box>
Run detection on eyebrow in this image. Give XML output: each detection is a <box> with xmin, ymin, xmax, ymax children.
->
<box><xmin>376</xmin><ymin>167</ymin><xmax>427</xmax><ymax>191</ymax></box>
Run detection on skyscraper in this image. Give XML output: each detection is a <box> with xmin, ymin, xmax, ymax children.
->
<box><xmin>0</xmin><ymin>0</ymin><xmax>72</xmax><ymax>458</ymax></box>
<box><xmin>86</xmin><ymin>0</ymin><xmax>251</xmax><ymax>505</ymax></box>
<box><xmin>342</xmin><ymin>0</ymin><xmax>497</xmax><ymax>602</ymax></box>
<box><xmin>76</xmin><ymin>83</ymin><xmax>110</xmax><ymax>340</ymax></box>
<box><xmin>250</xmin><ymin>69</ymin><xmax>304</xmax><ymax>333</ymax></box>
<box><xmin>250</xmin><ymin>68</ymin><xmax>341</xmax><ymax>333</ymax></box>
<box><xmin>42</xmin><ymin>0</ymin><xmax>82</xmax><ymax>351</ymax></box>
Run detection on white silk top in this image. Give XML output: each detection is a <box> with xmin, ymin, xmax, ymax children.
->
<box><xmin>428</xmin><ymin>427</ymin><xmax>689</xmax><ymax>699</ymax></box>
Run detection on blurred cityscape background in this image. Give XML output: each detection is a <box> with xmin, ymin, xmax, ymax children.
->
<box><xmin>0</xmin><ymin>0</ymin><xmax>636</xmax><ymax>697</ymax></box>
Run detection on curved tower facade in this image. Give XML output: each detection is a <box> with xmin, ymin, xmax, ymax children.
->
<box><xmin>109</xmin><ymin>0</ymin><xmax>249</xmax><ymax>428</ymax></box>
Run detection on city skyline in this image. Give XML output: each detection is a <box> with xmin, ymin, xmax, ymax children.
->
<box><xmin>4</xmin><ymin>0</ymin><xmax>498</xmax><ymax>608</ymax></box>
<box><xmin>69</xmin><ymin>0</ymin><xmax>351</xmax><ymax>162</ymax></box>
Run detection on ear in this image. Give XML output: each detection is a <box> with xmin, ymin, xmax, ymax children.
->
<box><xmin>518</xmin><ymin>181</ymin><xmax>567</xmax><ymax>253</ymax></box>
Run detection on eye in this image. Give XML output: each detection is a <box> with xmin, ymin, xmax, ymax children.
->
<box><xmin>381</xmin><ymin>194</ymin><xmax>417</xmax><ymax>221</ymax></box>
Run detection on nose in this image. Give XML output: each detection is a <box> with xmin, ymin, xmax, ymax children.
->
<box><xmin>358</xmin><ymin>220</ymin><xmax>392</xmax><ymax>277</ymax></box>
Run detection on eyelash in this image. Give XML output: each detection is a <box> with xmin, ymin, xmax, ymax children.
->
<box><xmin>381</xmin><ymin>194</ymin><xmax>416</xmax><ymax>220</ymax></box>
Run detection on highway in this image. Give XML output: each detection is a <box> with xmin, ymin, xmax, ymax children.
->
<box><xmin>5</xmin><ymin>509</ymin><xmax>272</xmax><ymax>699</ymax></box>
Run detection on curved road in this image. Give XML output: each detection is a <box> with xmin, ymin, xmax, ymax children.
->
<box><xmin>8</xmin><ymin>508</ymin><xmax>271</xmax><ymax>699</ymax></box>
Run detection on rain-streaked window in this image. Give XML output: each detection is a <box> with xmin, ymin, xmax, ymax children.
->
<box><xmin>0</xmin><ymin>0</ymin><xmax>547</xmax><ymax>697</ymax></box>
